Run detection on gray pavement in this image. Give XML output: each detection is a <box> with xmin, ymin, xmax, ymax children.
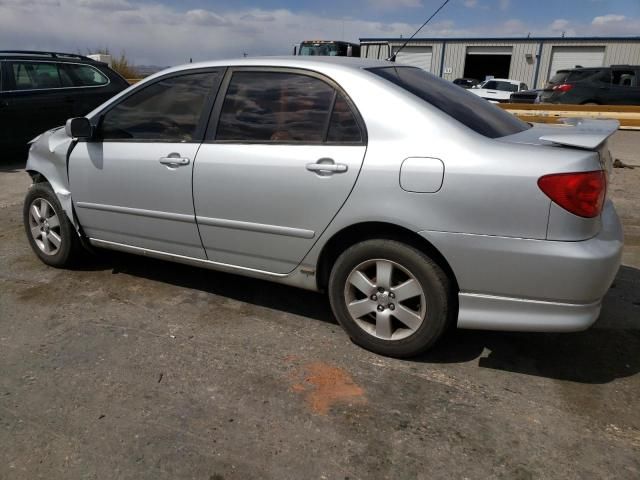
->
<box><xmin>1</xmin><ymin>137</ymin><xmax>639</xmax><ymax>479</ymax></box>
<box><xmin>610</xmin><ymin>130</ymin><xmax>640</xmax><ymax>167</ymax></box>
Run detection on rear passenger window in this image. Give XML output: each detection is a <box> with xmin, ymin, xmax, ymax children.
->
<box><xmin>100</xmin><ymin>71</ymin><xmax>219</xmax><ymax>142</ymax></box>
<box><xmin>612</xmin><ymin>70</ymin><xmax>636</xmax><ymax>87</ymax></box>
<box><xmin>215</xmin><ymin>72</ymin><xmax>334</xmax><ymax>143</ymax></box>
<box><xmin>65</xmin><ymin>64</ymin><xmax>109</xmax><ymax>87</ymax></box>
<box><xmin>327</xmin><ymin>93</ymin><xmax>362</xmax><ymax>143</ymax></box>
<box><xmin>10</xmin><ymin>61</ymin><xmax>72</xmax><ymax>90</ymax></box>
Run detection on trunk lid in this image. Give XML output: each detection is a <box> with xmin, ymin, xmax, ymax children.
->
<box><xmin>497</xmin><ymin>118</ymin><xmax>618</xmax><ymax>173</ymax></box>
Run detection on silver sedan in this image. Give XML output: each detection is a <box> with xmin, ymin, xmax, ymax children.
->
<box><xmin>23</xmin><ymin>57</ymin><xmax>623</xmax><ymax>357</ymax></box>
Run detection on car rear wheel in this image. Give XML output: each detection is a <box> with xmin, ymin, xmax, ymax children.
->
<box><xmin>328</xmin><ymin>239</ymin><xmax>450</xmax><ymax>358</ymax></box>
<box><xmin>23</xmin><ymin>182</ymin><xmax>83</xmax><ymax>268</ymax></box>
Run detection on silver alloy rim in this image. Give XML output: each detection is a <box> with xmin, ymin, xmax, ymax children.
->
<box><xmin>344</xmin><ymin>259</ymin><xmax>426</xmax><ymax>341</ymax></box>
<box><xmin>28</xmin><ymin>198</ymin><xmax>62</xmax><ymax>256</ymax></box>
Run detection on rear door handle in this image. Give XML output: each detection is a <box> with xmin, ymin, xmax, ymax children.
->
<box><xmin>159</xmin><ymin>154</ymin><xmax>190</xmax><ymax>167</ymax></box>
<box><xmin>306</xmin><ymin>159</ymin><xmax>348</xmax><ymax>174</ymax></box>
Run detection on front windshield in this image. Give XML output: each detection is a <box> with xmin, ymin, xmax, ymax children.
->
<box><xmin>299</xmin><ymin>43</ymin><xmax>340</xmax><ymax>56</ymax></box>
<box><xmin>481</xmin><ymin>80</ymin><xmax>518</xmax><ymax>92</ymax></box>
<box><xmin>369</xmin><ymin>67</ymin><xmax>530</xmax><ymax>139</ymax></box>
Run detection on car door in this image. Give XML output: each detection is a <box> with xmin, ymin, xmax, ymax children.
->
<box><xmin>1</xmin><ymin>60</ymin><xmax>74</xmax><ymax>153</ymax></box>
<box><xmin>69</xmin><ymin>69</ymin><xmax>223</xmax><ymax>259</ymax></box>
<box><xmin>193</xmin><ymin>68</ymin><xmax>367</xmax><ymax>274</ymax></box>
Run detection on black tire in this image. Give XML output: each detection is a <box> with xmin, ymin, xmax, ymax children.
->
<box><xmin>23</xmin><ymin>182</ymin><xmax>84</xmax><ymax>268</ymax></box>
<box><xmin>328</xmin><ymin>239</ymin><xmax>451</xmax><ymax>358</ymax></box>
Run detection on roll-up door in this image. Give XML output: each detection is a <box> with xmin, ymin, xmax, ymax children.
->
<box><xmin>395</xmin><ymin>47</ymin><xmax>433</xmax><ymax>72</ymax></box>
<box><xmin>548</xmin><ymin>46</ymin><xmax>605</xmax><ymax>79</ymax></box>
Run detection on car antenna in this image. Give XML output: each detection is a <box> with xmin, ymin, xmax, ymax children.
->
<box><xmin>387</xmin><ymin>0</ymin><xmax>451</xmax><ymax>62</ymax></box>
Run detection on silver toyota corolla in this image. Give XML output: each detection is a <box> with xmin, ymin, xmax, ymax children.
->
<box><xmin>23</xmin><ymin>56</ymin><xmax>623</xmax><ymax>357</ymax></box>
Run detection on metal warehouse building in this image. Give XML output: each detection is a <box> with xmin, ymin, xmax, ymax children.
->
<box><xmin>360</xmin><ymin>37</ymin><xmax>640</xmax><ymax>88</ymax></box>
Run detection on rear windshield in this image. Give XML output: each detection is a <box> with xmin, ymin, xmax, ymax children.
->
<box><xmin>566</xmin><ymin>69</ymin><xmax>609</xmax><ymax>83</ymax></box>
<box><xmin>549</xmin><ymin>71</ymin><xmax>570</xmax><ymax>84</ymax></box>
<box><xmin>482</xmin><ymin>80</ymin><xmax>518</xmax><ymax>92</ymax></box>
<box><xmin>550</xmin><ymin>69</ymin><xmax>609</xmax><ymax>85</ymax></box>
<box><xmin>369</xmin><ymin>66</ymin><xmax>530</xmax><ymax>139</ymax></box>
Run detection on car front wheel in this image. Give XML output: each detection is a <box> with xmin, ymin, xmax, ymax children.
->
<box><xmin>23</xmin><ymin>182</ymin><xmax>83</xmax><ymax>268</ymax></box>
<box><xmin>328</xmin><ymin>239</ymin><xmax>451</xmax><ymax>358</ymax></box>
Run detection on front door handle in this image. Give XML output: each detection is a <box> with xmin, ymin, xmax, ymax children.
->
<box><xmin>159</xmin><ymin>153</ymin><xmax>190</xmax><ymax>167</ymax></box>
<box><xmin>306</xmin><ymin>159</ymin><xmax>348</xmax><ymax>175</ymax></box>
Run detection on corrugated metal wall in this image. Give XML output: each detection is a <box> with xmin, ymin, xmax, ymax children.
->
<box><xmin>363</xmin><ymin>41</ymin><xmax>444</xmax><ymax>74</ymax></box>
<box><xmin>361</xmin><ymin>39</ymin><xmax>640</xmax><ymax>88</ymax></box>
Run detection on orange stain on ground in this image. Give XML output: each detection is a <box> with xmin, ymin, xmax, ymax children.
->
<box><xmin>289</xmin><ymin>361</ymin><xmax>367</xmax><ymax>415</ymax></box>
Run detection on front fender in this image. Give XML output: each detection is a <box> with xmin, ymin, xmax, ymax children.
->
<box><xmin>26</xmin><ymin>127</ymin><xmax>77</xmax><ymax>229</ymax></box>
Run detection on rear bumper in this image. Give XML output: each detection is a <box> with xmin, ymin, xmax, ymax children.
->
<box><xmin>456</xmin><ymin>293</ymin><xmax>601</xmax><ymax>332</ymax></box>
<box><xmin>419</xmin><ymin>201</ymin><xmax>623</xmax><ymax>332</ymax></box>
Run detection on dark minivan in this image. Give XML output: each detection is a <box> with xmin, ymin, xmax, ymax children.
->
<box><xmin>540</xmin><ymin>65</ymin><xmax>640</xmax><ymax>105</ymax></box>
<box><xmin>0</xmin><ymin>51</ymin><xmax>129</xmax><ymax>161</ymax></box>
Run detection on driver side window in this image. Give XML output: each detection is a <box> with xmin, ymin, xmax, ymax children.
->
<box><xmin>100</xmin><ymin>71</ymin><xmax>221</xmax><ymax>142</ymax></box>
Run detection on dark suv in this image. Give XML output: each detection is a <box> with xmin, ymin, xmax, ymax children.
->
<box><xmin>0</xmin><ymin>51</ymin><xmax>129</xmax><ymax>161</ymax></box>
<box><xmin>540</xmin><ymin>65</ymin><xmax>640</xmax><ymax>105</ymax></box>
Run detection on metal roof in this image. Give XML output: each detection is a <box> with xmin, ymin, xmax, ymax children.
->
<box><xmin>360</xmin><ymin>36</ymin><xmax>640</xmax><ymax>42</ymax></box>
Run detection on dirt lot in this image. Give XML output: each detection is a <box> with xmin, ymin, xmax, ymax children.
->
<box><xmin>1</xmin><ymin>135</ymin><xmax>639</xmax><ymax>479</ymax></box>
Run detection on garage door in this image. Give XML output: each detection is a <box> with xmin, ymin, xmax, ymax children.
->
<box><xmin>395</xmin><ymin>47</ymin><xmax>433</xmax><ymax>72</ymax></box>
<box><xmin>548</xmin><ymin>46</ymin><xmax>605</xmax><ymax>79</ymax></box>
<box><xmin>466</xmin><ymin>46</ymin><xmax>513</xmax><ymax>56</ymax></box>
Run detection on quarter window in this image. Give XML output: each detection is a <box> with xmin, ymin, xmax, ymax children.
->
<box><xmin>327</xmin><ymin>93</ymin><xmax>362</xmax><ymax>143</ymax></box>
<box><xmin>612</xmin><ymin>70</ymin><xmax>636</xmax><ymax>87</ymax></box>
<box><xmin>66</xmin><ymin>64</ymin><xmax>109</xmax><ymax>87</ymax></box>
<box><xmin>100</xmin><ymin>71</ymin><xmax>220</xmax><ymax>142</ymax></box>
<box><xmin>10</xmin><ymin>61</ymin><xmax>73</xmax><ymax>90</ymax></box>
<box><xmin>215</xmin><ymin>72</ymin><xmax>335</xmax><ymax>143</ymax></box>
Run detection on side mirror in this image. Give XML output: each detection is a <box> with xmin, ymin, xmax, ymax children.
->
<box><xmin>347</xmin><ymin>45</ymin><xmax>353</xmax><ymax>57</ymax></box>
<box><xmin>65</xmin><ymin>117</ymin><xmax>92</xmax><ymax>139</ymax></box>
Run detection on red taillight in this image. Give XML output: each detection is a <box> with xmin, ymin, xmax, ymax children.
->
<box><xmin>538</xmin><ymin>171</ymin><xmax>606</xmax><ymax>218</ymax></box>
<box><xmin>553</xmin><ymin>83</ymin><xmax>573</xmax><ymax>92</ymax></box>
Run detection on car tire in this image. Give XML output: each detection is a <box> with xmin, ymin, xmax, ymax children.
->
<box><xmin>328</xmin><ymin>239</ymin><xmax>451</xmax><ymax>358</ymax></box>
<box><xmin>23</xmin><ymin>182</ymin><xmax>84</xmax><ymax>268</ymax></box>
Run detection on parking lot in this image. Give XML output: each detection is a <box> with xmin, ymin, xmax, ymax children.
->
<box><xmin>1</xmin><ymin>133</ymin><xmax>639</xmax><ymax>479</ymax></box>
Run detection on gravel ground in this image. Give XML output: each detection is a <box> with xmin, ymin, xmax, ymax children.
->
<box><xmin>1</xmin><ymin>135</ymin><xmax>639</xmax><ymax>480</ymax></box>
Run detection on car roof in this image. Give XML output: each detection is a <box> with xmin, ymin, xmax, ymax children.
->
<box><xmin>561</xmin><ymin>65</ymin><xmax>638</xmax><ymax>72</ymax></box>
<box><xmin>153</xmin><ymin>56</ymin><xmax>396</xmax><ymax>78</ymax></box>
<box><xmin>0</xmin><ymin>50</ymin><xmax>101</xmax><ymax>64</ymax></box>
<box><xmin>482</xmin><ymin>78</ymin><xmax>520</xmax><ymax>83</ymax></box>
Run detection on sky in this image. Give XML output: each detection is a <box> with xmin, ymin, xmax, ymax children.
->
<box><xmin>0</xmin><ymin>0</ymin><xmax>638</xmax><ymax>66</ymax></box>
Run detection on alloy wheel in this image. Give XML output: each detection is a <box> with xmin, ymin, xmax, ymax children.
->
<box><xmin>28</xmin><ymin>198</ymin><xmax>62</xmax><ymax>256</ymax></box>
<box><xmin>344</xmin><ymin>259</ymin><xmax>426</xmax><ymax>341</ymax></box>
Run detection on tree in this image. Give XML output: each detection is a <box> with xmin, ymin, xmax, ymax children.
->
<box><xmin>89</xmin><ymin>48</ymin><xmax>138</xmax><ymax>78</ymax></box>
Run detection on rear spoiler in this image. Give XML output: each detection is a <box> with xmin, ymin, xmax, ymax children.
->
<box><xmin>539</xmin><ymin>118</ymin><xmax>619</xmax><ymax>150</ymax></box>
